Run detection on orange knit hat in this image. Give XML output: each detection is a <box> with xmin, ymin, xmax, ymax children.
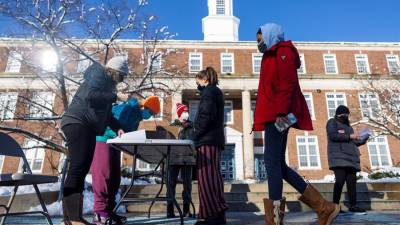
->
<box><xmin>142</xmin><ymin>96</ymin><xmax>160</xmax><ymax>114</ymax></box>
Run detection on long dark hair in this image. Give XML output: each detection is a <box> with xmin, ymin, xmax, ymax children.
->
<box><xmin>196</xmin><ymin>67</ymin><xmax>219</xmax><ymax>85</ymax></box>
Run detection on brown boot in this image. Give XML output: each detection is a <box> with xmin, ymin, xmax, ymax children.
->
<box><xmin>263</xmin><ymin>198</ymin><xmax>286</xmax><ymax>225</ymax></box>
<box><xmin>299</xmin><ymin>185</ymin><xmax>339</xmax><ymax>225</ymax></box>
<box><xmin>61</xmin><ymin>193</ymin><xmax>94</xmax><ymax>225</ymax></box>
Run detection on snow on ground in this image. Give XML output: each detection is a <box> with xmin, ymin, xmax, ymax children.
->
<box><xmin>310</xmin><ymin>167</ymin><xmax>400</xmax><ymax>183</ymax></box>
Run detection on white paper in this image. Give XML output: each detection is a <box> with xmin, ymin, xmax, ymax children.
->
<box><xmin>117</xmin><ymin>130</ymin><xmax>147</xmax><ymax>140</ymax></box>
<box><xmin>359</xmin><ymin>128</ymin><xmax>372</xmax><ymax>140</ymax></box>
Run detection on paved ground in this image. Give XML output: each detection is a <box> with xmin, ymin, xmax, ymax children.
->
<box><xmin>3</xmin><ymin>211</ymin><xmax>400</xmax><ymax>224</ymax></box>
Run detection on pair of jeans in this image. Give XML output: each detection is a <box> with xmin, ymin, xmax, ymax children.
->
<box><xmin>91</xmin><ymin>142</ymin><xmax>121</xmax><ymax>215</ymax></box>
<box><xmin>62</xmin><ymin>123</ymin><xmax>97</xmax><ymax>197</ymax></box>
<box><xmin>264</xmin><ymin>122</ymin><xmax>307</xmax><ymax>200</ymax></box>
<box><xmin>332</xmin><ymin>167</ymin><xmax>357</xmax><ymax>206</ymax></box>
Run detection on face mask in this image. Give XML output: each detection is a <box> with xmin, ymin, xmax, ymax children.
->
<box><xmin>141</xmin><ymin>108</ymin><xmax>153</xmax><ymax>120</ymax></box>
<box><xmin>180</xmin><ymin>111</ymin><xmax>189</xmax><ymax>122</ymax></box>
<box><xmin>258</xmin><ymin>40</ymin><xmax>268</xmax><ymax>53</ymax></box>
<box><xmin>197</xmin><ymin>84</ymin><xmax>206</xmax><ymax>92</ymax></box>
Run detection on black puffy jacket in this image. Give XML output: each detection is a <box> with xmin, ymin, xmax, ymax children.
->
<box><xmin>61</xmin><ymin>62</ymin><xmax>120</xmax><ymax>135</ymax></box>
<box><xmin>193</xmin><ymin>84</ymin><xmax>225</xmax><ymax>148</ymax></box>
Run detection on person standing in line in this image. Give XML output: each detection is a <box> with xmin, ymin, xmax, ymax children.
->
<box><xmin>253</xmin><ymin>23</ymin><xmax>339</xmax><ymax>225</ymax></box>
<box><xmin>193</xmin><ymin>67</ymin><xmax>228</xmax><ymax>225</ymax></box>
<box><xmin>166</xmin><ymin>103</ymin><xmax>194</xmax><ymax>218</ymax></box>
<box><xmin>91</xmin><ymin>96</ymin><xmax>160</xmax><ymax>225</ymax></box>
<box><xmin>60</xmin><ymin>55</ymin><xmax>129</xmax><ymax>225</ymax></box>
<box><xmin>326</xmin><ymin>105</ymin><xmax>369</xmax><ymax>214</ymax></box>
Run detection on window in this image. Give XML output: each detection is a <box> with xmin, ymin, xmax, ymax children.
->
<box><xmin>28</xmin><ymin>92</ymin><xmax>54</xmax><ymax>118</ymax></box>
<box><xmin>0</xmin><ymin>92</ymin><xmax>18</xmax><ymax>120</ymax></box>
<box><xmin>142</xmin><ymin>92</ymin><xmax>164</xmax><ymax>121</ymax></box>
<box><xmin>326</xmin><ymin>93</ymin><xmax>347</xmax><ymax>118</ymax></box>
<box><xmin>21</xmin><ymin>139</ymin><xmax>45</xmax><ymax>173</ymax></box>
<box><xmin>298</xmin><ymin>53</ymin><xmax>306</xmax><ymax>74</ymax></box>
<box><xmin>252</xmin><ymin>53</ymin><xmax>263</xmax><ymax>75</ymax></box>
<box><xmin>303</xmin><ymin>93</ymin><xmax>315</xmax><ymax>120</ymax></box>
<box><xmin>386</xmin><ymin>54</ymin><xmax>400</xmax><ymax>75</ymax></box>
<box><xmin>355</xmin><ymin>54</ymin><xmax>370</xmax><ymax>75</ymax></box>
<box><xmin>251</xmin><ymin>101</ymin><xmax>263</xmax><ymax>139</ymax></box>
<box><xmin>189</xmin><ymin>100</ymin><xmax>233</xmax><ymax>124</ymax></box>
<box><xmin>323</xmin><ymin>54</ymin><xmax>338</xmax><ymax>74</ymax></box>
<box><xmin>148</xmin><ymin>53</ymin><xmax>162</xmax><ymax>73</ymax></box>
<box><xmin>216</xmin><ymin>0</ymin><xmax>225</xmax><ymax>15</ymax></box>
<box><xmin>224</xmin><ymin>100</ymin><xmax>234</xmax><ymax>124</ymax></box>
<box><xmin>5</xmin><ymin>52</ymin><xmax>22</xmax><ymax>73</ymax></box>
<box><xmin>297</xmin><ymin>136</ymin><xmax>321</xmax><ymax>169</ymax></box>
<box><xmin>221</xmin><ymin>53</ymin><xmax>234</xmax><ymax>74</ymax></box>
<box><xmin>189</xmin><ymin>52</ymin><xmax>203</xmax><ymax>73</ymax></box>
<box><xmin>136</xmin><ymin>159</ymin><xmax>157</xmax><ymax>171</ymax></box>
<box><xmin>359</xmin><ymin>92</ymin><xmax>380</xmax><ymax>119</ymax></box>
<box><xmin>368</xmin><ymin>136</ymin><xmax>391</xmax><ymax>168</ymax></box>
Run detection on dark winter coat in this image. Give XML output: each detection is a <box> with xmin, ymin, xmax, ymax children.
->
<box><xmin>193</xmin><ymin>84</ymin><xmax>225</xmax><ymax>148</ymax></box>
<box><xmin>61</xmin><ymin>62</ymin><xmax>120</xmax><ymax>135</ymax></box>
<box><xmin>178</xmin><ymin>121</ymin><xmax>194</xmax><ymax>140</ymax></box>
<box><xmin>253</xmin><ymin>41</ymin><xmax>313</xmax><ymax>132</ymax></box>
<box><xmin>326</xmin><ymin>118</ymin><xmax>367</xmax><ymax>171</ymax></box>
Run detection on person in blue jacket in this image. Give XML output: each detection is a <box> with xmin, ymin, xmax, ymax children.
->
<box><xmin>91</xmin><ymin>96</ymin><xmax>160</xmax><ymax>225</ymax></box>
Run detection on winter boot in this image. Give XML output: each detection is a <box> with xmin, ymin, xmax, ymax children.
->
<box><xmin>166</xmin><ymin>203</ymin><xmax>175</xmax><ymax>218</ymax></box>
<box><xmin>183</xmin><ymin>202</ymin><xmax>193</xmax><ymax>218</ymax></box>
<box><xmin>60</xmin><ymin>193</ymin><xmax>95</xmax><ymax>225</ymax></box>
<box><xmin>299</xmin><ymin>185</ymin><xmax>340</xmax><ymax>225</ymax></box>
<box><xmin>263</xmin><ymin>198</ymin><xmax>286</xmax><ymax>225</ymax></box>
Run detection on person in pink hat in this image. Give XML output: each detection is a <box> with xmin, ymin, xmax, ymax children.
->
<box><xmin>167</xmin><ymin>103</ymin><xmax>194</xmax><ymax>218</ymax></box>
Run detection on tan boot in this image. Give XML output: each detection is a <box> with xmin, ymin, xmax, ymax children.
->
<box><xmin>263</xmin><ymin>197</ymin><xmax>286</xmax><ymax>225</ymax></box>
<box><xmin>299</xmin><ymin>185</ymin><xmax>339</xmax><ymax>225</ymax></box>
<box><xmin>60</xmin><ymin>193</ymin><xmax>94</xmax><ymax>225</ymax></box>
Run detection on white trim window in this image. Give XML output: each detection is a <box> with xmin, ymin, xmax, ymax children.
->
<box><xmin>359</xmin><ymin>92</ymin><xmax>380</xmax><ymax>120</ymax></box>
<box><xmin>0</xmin><ymin>92</ymin><xmax>18</xmax><ymax>121</ymax></box>
<box><xmin>252</xmin><ymin>53</ymin><xmax>263</xmax><ymax>75</ymax></box>
<box><xmin>189</xmin><ymin>52</ymin><xmax>203</xmax><ymax>73</ymax></box>
<box><xmin>188</xmin><ymin>100</ymin><xmax>199</xmax><ymax>121</ymax></box>
<box><xmin>298</xmin><ymin>53</ymin><xmax>306</xmax><ymax>74</ymax></box>
<box><xmin>216</xmin><ymin>0</ymin><xmax>226</xmax><ymax>15</ymax></box>
<box><xmin>297</xmin><ymin>136</ymin><xmax>321</xmax><ymax>169</ymax></box>
<box><xmin>21</xmin><ymin>139</ymin><xmax>46</xmax><ymax>173</ymax></box>
<box><xmin>323</xmin><ymin>54</ymin><xmax>338</xmax><ymax>74</ymax></box>
<box><xmin>28</xmin><ymin>92</ymin><xmax>54</xmax><ymax>118</ymax></box>
<box><xmin>326</xmin><ymin>93</ymin><xmax>347</xmax><ymax>118</ymax></box>
<box><xmin>303</xmin><ymin>93</ymin><xmax>316</xmax><ymax>120</ymax></box>
<box><xmin>5</xmin><ymin>52</ymin><xmax>22</xmax><ymax>73</ymax></box>
<box><xmin>221</xmin><ymin>53</ymin><xmax>234</xmax><ymax>74</ymax></box>
<box><xmin>148</xmin><ymin>52</ymin><xmax>162</xmax><ymax>73</ymax></box>
<box><xmin>368</xmin><ymin>136</ymin><xmax>391</xmax><ymax>168</ymax></box>
<box><xmin>224</xmin><ymin>100</ymin><xmax>234</xmax><ymax>125</ymax></box>
<box><xmin>251</xmin><ymin>100</ymin><xmax>263</xmax><ymax>139</ymax></box>
<box><xmin>386</xmin><ymin>54</ymin><xmax>400</xmax><ymax>75</ymax></box>
<box><xmin>355</xmin><ymin>54</ymin><xmax>370</xmax><ymax>75</ymax></box>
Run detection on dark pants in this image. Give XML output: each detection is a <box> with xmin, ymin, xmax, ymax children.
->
<box><xmin>333</xmin><ymin>167</ymin><xmax>357</xmax><ymax>206</ymax></box>
<box><xmin>264</xmin><ymin>122</ymin><xmax>307</xmax><ymax>200</ymax></box>
<box><xmin>197</xmin><ymin>145</ymin><xmax>228</xmax><ymax>219</ymax></box>
<box><xmin>91</xmin><ymin>142</ymin><xmax>121</xmax><ymax>215</ymax></box>
<box><xmin>62</xmin><ymin>123</ymin><xmax>97</xmax><ymax>197</ymax></box>
<box><xmin>166</xmin><ymin>165</ymin><xmax>193</xmax><ymax>205</ymax></box>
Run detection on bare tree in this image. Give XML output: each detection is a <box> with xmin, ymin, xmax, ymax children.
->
<box><xmin>0</xmin><ymin>0</ymin><xmax>184</xmax><ymax>173</ymax></box>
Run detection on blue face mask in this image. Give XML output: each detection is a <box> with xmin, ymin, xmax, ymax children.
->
<box><xmin>141</xmin><ymin>108</ymin><xmax>153</xmax><ymax>120</ymax></box>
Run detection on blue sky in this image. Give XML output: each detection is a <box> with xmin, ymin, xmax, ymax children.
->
<box><xmin>149</xmin><ymin>0</ymin><xmax>400</xmax><ymax>42</ymax></box>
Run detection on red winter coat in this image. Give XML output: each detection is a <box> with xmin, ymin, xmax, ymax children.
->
<box><xmin>253</xmin><ymin>41</ymin><xmax>313</xmax><ymax>131</ymax></box>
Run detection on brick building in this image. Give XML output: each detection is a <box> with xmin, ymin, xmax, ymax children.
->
<box><xmin>0</xmin><ymin>0</ymin><xmax>399</xmax><ymax>180</ymax></box>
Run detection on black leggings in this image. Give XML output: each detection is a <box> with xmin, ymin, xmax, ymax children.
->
<box><xmin>62</xmin><ymin>123</ymin><xmax>97</xmax><ymax>197</ymax></box>
<box><xmin>333</xmin><ymin>167</ymin><xmax>357</xmax><ymax>206</ymax></box>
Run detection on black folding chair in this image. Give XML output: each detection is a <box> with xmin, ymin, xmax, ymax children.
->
<box><xmin>0</xmin><ymin>132</ymin><xmax>58</xmax><ymax>225</ymax></box>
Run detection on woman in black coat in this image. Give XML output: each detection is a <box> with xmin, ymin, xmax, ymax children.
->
<box><xmin>326</xmin><ymin>105</ymin><xmax>369</xmax><ymax>213</ymax></box>
<box><xmin>60</xmin><ymin>56</ymin><xmax>129</xmax><ymax>225</ymax></box>
<box><xmin>193</xmin><ymin>67</ymin><xmax>228</xmax><ymax>225</ymax></box>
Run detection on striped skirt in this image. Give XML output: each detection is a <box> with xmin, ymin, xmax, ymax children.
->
<box><xmin>197</xmin><ymin>145</ymin><xmax>228</xmax><ymax>219</ymax></box>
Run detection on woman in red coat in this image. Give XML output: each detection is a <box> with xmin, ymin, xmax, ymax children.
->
<box><xmin>253</xmin><ymin>23</ymin><xmax>339</xmax><ymax>225</ymax></box>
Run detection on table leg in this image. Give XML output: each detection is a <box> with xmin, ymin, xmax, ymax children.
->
<box><xmin>147</xmin><ymin>159</ymin><xmax>165</xmax><ymax>219</ymax></box>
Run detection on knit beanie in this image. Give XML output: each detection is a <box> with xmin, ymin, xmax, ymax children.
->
<box><xmin>176</xmin><ymin>103</ymin><xmax>188</xmax><ymax>118</ymax></box>
<box><xmin>106</xmin><ymin>55</ymin><xmax>129</xmax><ymax>75</ymax></box>
<box><xmin>335</xmin><ymin>105</ymin><xmax>350</xmax><ymax>116</ymax></box>
<box><xmin>143</xmin><ymin>96</ymin><xmax>160</xmax><ymax>114</ymax></box>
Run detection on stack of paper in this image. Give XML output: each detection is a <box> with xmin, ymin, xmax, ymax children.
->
<box><xmin>118</xmin><ymin>130</ymin><xmax>147</xmax><ymax>140</ymax></box>
<box><xmin>359</xmin><ymin>128</ymin><xmax>372</xmax><ymax>140</ymax></box>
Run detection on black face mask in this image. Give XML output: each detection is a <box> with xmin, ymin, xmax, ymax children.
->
<box><xmin>197</xmin><ymin>84</ymin><xmax>206</xmax><ymax>92</ymax></box>
<box><xmin>258</xmin><ymin>40</ymin><xmax>268</xmax><ymax>53</ymax></box>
